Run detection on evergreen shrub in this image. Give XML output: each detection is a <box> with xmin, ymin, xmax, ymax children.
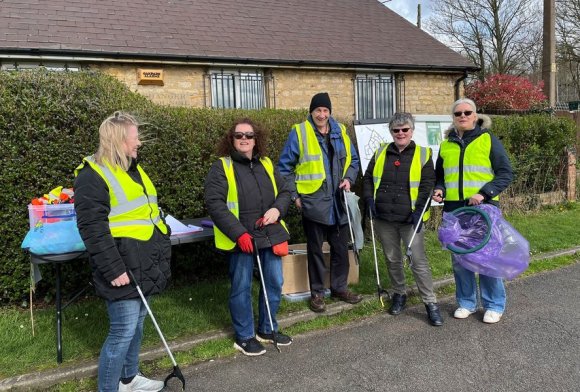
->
<box><xmin>0</xmin><ymin>70</ymin><xmax>309</xmax><ymax>302</ymax></box>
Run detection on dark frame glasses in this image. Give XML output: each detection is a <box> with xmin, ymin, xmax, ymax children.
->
<box><xmin>233</xmin><ymin>132</ymin><xmax>255</xmax><ymax>140</ymax></box>
<box><xmin>391</xmin><ymin>127</ymin><xmax>411</xmax><ymax>134</ymax></box>
<box><xmin>453</xmin><ymin>110</ymin><xmax>474</xmax><ymax>117</ymax></box>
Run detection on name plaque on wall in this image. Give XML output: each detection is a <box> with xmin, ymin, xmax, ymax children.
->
<box><xmin>137</xmin><ymin>69</ymin><xmax>164</xmax><ymax>85</ymax></box>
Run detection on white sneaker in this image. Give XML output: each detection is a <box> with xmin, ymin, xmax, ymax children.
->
<box><xmin>118</xmin><ymin>373</ymin><xmax>164</xmax><ymax>392</ymax></box>
<box><xmin>483</xmin><ymin>310</ymin><xmax>502</xmax><ymax>324</ymax></box>
<box><xmin>454</xmin><ymin>307</ymin><xmax>475</xmax><ymax>319</ymax></box>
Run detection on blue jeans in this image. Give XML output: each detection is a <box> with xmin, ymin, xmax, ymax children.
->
<box><xmin>229</xmin><ymin>248</ymin><xmax>283</xmax><ymax>340</ymax></box>
<box><xmin>98</xmin><ymin>298</ymin><xmax>147</xmax><ymax>392</ymax></box>
<box><xmin>452</xmin><ymin>257</ymin><xmax>506</xmax><ymax>313</ymax></box>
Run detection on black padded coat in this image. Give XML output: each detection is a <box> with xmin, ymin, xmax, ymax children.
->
<box><xmin>74</xmin><ymin>160</ymin><xmax>171</xmax><ymax>301</ymax></box>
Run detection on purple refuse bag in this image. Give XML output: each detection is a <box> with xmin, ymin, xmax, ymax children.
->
<box><xmin>438</xmin><ymin>204</ymin><xmax>530</xmax><ymax>280</ymax></box>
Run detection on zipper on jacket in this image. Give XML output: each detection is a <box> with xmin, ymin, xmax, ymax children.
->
<box><xmin>457</xmin><ymin>138</ymin><xmax>466</xmax><ymax>201</ymax></box>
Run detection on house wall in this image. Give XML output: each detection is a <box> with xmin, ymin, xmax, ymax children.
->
<box><xmin>270</xmin><ymin>69</ymin><xmax>355</xmax><ymax>119</ymax></box>
<box><xmin>90</xmin><ymin>64</ymin><xmax>207</xmax><ymax>107</ymax></box>
<box><xmin>92</xmin><ymin>63</ymin><xmax>462</xmax><ymax>118</ymax></box>
<box><xmin>403</xmin><ymin>73</ymin><xmax>462</xmax><ymax>115</ymax></box>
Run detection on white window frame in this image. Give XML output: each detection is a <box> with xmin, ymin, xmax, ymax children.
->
<box><xmin>209</xmin><ymin>69</ymin><xmax>265</xmax><ymax>109</ymax></box>
<box><xmin>354</xmin><ymin>73</ymin><xmax>396</xmax><ymax>121</ymax></box>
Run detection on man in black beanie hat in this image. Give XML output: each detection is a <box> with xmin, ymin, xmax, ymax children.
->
<box><xmin>309</xmin><ymin>92</ymin><xmax>332</xmax><ymax>115</ymax></box>
<box><xmin>278</xmin><ymin>92</ymin><xmax>362</xmax><ymax>312</ymax></box>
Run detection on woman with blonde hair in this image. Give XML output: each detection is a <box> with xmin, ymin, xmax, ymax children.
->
<box><xmin>74</xmin><ymin>111</ymin><xmax>171</xmax><ymax>392</ymax></box>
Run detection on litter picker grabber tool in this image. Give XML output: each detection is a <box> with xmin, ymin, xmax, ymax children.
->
<box><xmin>252</xmin><ymin>232</ymin><xmax>281</xmax><ymax>353</ymax></box>
<box><xmin>405</xmin><ymin>192</ymin><xmax>432</xmax><ymax>267</ymax></box>
<box><xmin>343</xmin><ymin>189</ymin><xmax>360</xmax><ymax>265</ymax></box>
<box><xmin>369</xmin><ymin>211</ymin><xmax>388</xmax><ymax>307</ymax></box>
<box><xmin>127</xmin><ymin>270</ymin><xmax>185</xmax><ymax>391</ymax></box>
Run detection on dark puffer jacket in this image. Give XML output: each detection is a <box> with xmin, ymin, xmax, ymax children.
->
<box><xmin>435</xmin><ymin>114</ymin><xmax>513</xmax><ymax>212</ymax></box>
<box><xmin>363</xmin><ymin>141</ymin><xmax>435</xmax><ymax>223</ymax></box>
<box><xmin>204</xmin><ymin>151</ymin><xmax>291</xmax><ymax>250</ymax></box>
<box><xmin>74</xmin><ymin>160</ymin><xmax>171</xmax><ymax>301</ymax></box>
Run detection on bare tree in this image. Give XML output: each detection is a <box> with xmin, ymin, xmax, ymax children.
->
<box><xmin>556</xmin><ymin>0</ymin><xmax>580</xmax><ymax>101</ymax></box>
<box><xmin>426</xmin><ymin>0</ymin><xmax>543</xmax><ymax>80</ymax></box>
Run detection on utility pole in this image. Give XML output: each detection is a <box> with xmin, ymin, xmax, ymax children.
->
<box><xmin>542</xmin><ymin>0</ymin><xmax>556</xmax><ymax>107</ymax></box>
<box><xmin>417</xmin><ymin>1</ymin><xmax>422</xmax><ymax>29</ymax></box>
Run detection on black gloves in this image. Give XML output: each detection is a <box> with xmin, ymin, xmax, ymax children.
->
<box><xmin>365</xmin><ymin>197</ymin><xmax>377</xmax><ymax>219</ymax></box>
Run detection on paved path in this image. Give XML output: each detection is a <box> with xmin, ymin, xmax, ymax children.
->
<box><xmin>166</xmin><ymin>263</ymin><xmax>580</xmax><ymax>392</ymax></box>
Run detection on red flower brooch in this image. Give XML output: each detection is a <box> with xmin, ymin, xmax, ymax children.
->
<box><xmin>394</xmin><ymin>160</ymin><xmax>401</xmax><ymax>167</ymax></box>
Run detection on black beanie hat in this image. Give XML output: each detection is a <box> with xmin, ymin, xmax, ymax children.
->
<box><xmin>309</xmin><ymin>92</ymin><xmax>332</xmax><ymax>114</ymax></box>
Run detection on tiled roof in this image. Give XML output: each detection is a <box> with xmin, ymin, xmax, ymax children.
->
<box><xmin>0</xmin><ymin>0</ymin><xmax>476</xmax><ymax>70</ymax></box>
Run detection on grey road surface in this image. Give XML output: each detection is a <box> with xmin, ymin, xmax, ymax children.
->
<box><xmin>166</xmin><ymin>263</ymin><xmax>580</xmax><ymax>392</ymax></box>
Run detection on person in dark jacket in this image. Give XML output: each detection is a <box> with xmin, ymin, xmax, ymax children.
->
<box><xmin>74</xmin><ymin>112</ymin><xmax>171</xmax><ymax>392</ymax></box>
<box><xmin>205</xmin><ymin>118</ymin><xmax>293</xmax><ymax>356</ymax></box>
<box><xmin>362</xmin><ymin>112</ymin><xmax>443</xmax><ymax>326</ymax></box>
<box><xmin>277</xmin><ymin>92</ymin><xmax>362</xmax><ymax>313</ymax></box>
<box><xmin>433</xmin><ymin>98</ymin><xmax>513</xmax><ymax>324</ymax></box>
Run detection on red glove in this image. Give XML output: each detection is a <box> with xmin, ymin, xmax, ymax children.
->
<box><xmin>237</xmin><ymin>232</ymin><xmax>254</xmax><ymax>254</ymax></box>
<box><xmin>255</xmin><ymin>217</ymin><xmax>265</xmax><ymax>229</ymax></box>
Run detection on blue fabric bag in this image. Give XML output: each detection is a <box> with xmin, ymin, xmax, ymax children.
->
<box><xmin>21</xmin><ymin>220</ymin><xmax>86</xmax><ymax>255</ymax></box>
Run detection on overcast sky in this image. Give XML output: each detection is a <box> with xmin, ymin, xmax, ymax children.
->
<box><xmin>380</xmin><ymin>0</ymin><xmax>433</xmax><ymax>25</ymax></box>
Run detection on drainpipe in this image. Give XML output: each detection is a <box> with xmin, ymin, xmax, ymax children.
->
<box><xmin>454</xmin><ymin>70</ymin><xmax>469</xmax><ymax>100</ymax></box>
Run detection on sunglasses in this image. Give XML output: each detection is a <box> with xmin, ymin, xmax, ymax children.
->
<box><xmin>391</xmin><ymin>127</ymin><xmax>411</xmax><ymax>134</ymax></box>
<box><xmin>234</xmin><ymin>132</ymin><xmax>255</xmax><ymax>140</ymax></box>
<box><xmin>453</xmin><ymin>110</ymin><xmax>474</xmax><ymax>117</ymax></box>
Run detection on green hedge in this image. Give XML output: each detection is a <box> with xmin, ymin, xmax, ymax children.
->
<box><xmin>492</xmin><ymin>114</ymin><xmax>577</xmax><ymax>198</ymax></box>
<box><xmin>0</xmin><ymin>70</ymin><xmax>312</xmax><ymax>302</ymax></box>
<box><xmin>1</xmin><ymin>70</ymin><xmax>576</xmax><ymax>303</ymax></box>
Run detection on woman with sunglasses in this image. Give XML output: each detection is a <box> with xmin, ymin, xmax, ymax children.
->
<box><xmin>432</xmin><ymin>98</ymin><xmax>513</xmax><ymax>324</ymax></box>
<box><xmin>204</xmin><ymin>118</ymin><xmax>293</xmax><ymax>356</ymax></box>
<box><xmin>362</xmin><ymin>112</ymin><xmax>443</xmax><ymax>327</ymax></box>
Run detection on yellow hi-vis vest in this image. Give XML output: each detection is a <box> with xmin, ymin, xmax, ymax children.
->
<box><xmin>214</xmin><ymin>156</ymin><xmax>289</xmax><ymax>251</ymax></box>
<box><xmin>75</xmin><ymin>156</ymin><xmax>168</xmax><ymax>240</ymax></box>
<box><xmin>439</xmin><ymin>132</ymin><xmax>497</xmax><ymax>202</ymax></box>
<box><xmin>293</xmin><ymin>121</ymin><xmax>352</xmax><ymax>195</ymax></box>
<box><xmin>372</xmin><ymin>143</ymin><xmax>432</xmax><ymax>221</ymax></box>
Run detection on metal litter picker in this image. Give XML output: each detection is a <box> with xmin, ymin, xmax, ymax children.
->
<box><xmin>368</xmin><ymin>208</ymin><xmax>388</xmax><ymax>307</ymax></box>
<box><xmin>405</xmin><ymin>194</ymin><xmax>432</xmax><ymax>267</ymax></box>
<box><xmin>252</xmin><ymin>234</ymin><xmax>281</xmax><ymax>353</ymax></box>
<box><xmin>128</xmin><ymin>270</ymin><xmax>186</xmax><ymax>390</ymax></box>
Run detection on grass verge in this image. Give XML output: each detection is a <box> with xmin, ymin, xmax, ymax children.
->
<box><xmin>1</xmin><ymin>203</ymin><xmax>579</xmax><ymax>386</ymax></box>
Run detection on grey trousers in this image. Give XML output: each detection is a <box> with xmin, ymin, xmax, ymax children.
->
<box><xmin>374</xmin><ymin>219</ymin><xmax>437</xmax><ymax>303</ymax></box>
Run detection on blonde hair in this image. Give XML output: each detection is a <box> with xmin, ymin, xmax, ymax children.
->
<box><xmin>94</xmin><ymin>111</ymin><xmax>140</xmax><ymax>171</ymax></box>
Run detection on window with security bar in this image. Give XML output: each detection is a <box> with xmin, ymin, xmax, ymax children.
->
<box><xmin>210</xmin><ymin>70</ymin><xmax>265</xmax><ymax>109</ymax></box>
<box><xmin>355</xmin><ymin>74</ymin><xmax>396</xmax><ymax>120</ymax></box>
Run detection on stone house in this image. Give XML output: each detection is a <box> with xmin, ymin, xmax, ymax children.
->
<box><xmin>0</xmin><ymin>0</ymin><xmax>477</xmax><ymax>120</ymax></box>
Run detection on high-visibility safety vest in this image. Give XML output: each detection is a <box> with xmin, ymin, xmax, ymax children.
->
<box><xmin>293</xmin><ymin>121</ymin><xmax>352</xmax><ymax>195</ymax></box>
<box><xmin>439</xmin><ymin>132</ymin><xmax>497</xmax><ymax>202</ymax></box>
<box><xmin>75</xmin><ymin>156</ymin><xmax>168</xmax><ymax>240</ymax></box>
<box><xmin>372</xmin><ymin>143</ymin><xmax>432</xmax><ymax>221</ymax></box>
<box><xmin>214</xmin><ymin>156</ymin><xmax>289</xmax><ymax>251</ymax></box>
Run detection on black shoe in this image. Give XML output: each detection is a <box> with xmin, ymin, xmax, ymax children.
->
<box><xmin>233</xmin><ymin>337</ymin><xmax>266</xmax><ymax>356</ymax></box>
<box><xmin>310</xmin><ymin>294</ymin><xmax>326</xmax><ymax>313</ymax></box>
<box><xmin>388</xmin><ymin>293</ymin><xmax>407</xmax><ymax>315</ymax></box>
<box><xmin>330</xmin><ymin>290</ymin><xmax>363</xmax><ymax>304</ymax></box>
<box><xmin>425</xmin><ymin>303</ymin><xmax>444</xmax><ymax>326</ymax></box>
<box><xmin>257</xmin><ymin>331</ymin><xmax>293</xmax><ymax>346</ymax></box>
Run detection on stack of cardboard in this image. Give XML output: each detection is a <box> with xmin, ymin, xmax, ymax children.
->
<box><xmin>281</xmin><ymin>242</ymin><xmax>359</xmax><ymax>294</ymax></box>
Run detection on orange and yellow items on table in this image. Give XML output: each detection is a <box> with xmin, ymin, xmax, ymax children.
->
<box><xmin>30</xmin><ymin>186</ymin><xmax>74</xmax><ymax>206</ymax></box>
<box><xmin>22</xmin><ymin>186</ymin><xmax>85</xmax><ymax>255</ymax></box>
